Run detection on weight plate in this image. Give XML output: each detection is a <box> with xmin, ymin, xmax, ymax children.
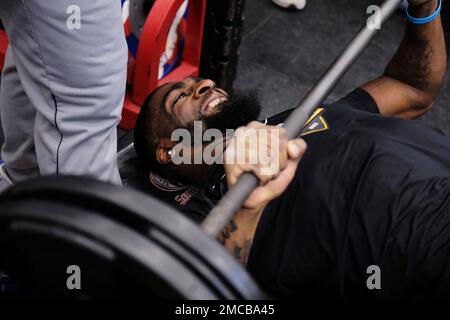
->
<box><xmin>0</xmin><ymin>176</ymin><xmax>262</xmax><ymax>299</ymax></box>
<box><xmin>0</xmin><ymin>200</ymin><xmax>217</xmax><ymax>299</ymax></box>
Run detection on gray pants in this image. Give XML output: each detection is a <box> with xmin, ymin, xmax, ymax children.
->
<box><xmin>0</xmin><ymin>0</ymin><xmax>127</xmax><ymax>184</ymax></box>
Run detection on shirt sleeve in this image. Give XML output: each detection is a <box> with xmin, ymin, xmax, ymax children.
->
<box><xmin>336</xmin><ymin>88</ymin><xmax>380</xmax><ymax>114</ymax></box>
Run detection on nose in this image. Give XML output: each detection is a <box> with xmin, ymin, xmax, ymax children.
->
<box><xmin>194</xmin><ymin>79</ymin><xmax>216</xmax><ymax>98</ymax></box>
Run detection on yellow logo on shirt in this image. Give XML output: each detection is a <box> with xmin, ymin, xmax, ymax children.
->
<box><xmin>299</xmin><ymin>107</ymin><xmax>329</xmax><ymax>137</ymax></box>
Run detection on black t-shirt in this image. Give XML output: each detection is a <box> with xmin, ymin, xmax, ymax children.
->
<box><xmin>138</xmin><ymin>89</ymin><xmax>450</xmax><ymax>299</ymax></box>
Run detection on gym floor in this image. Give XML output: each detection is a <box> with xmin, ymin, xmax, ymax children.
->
<box><xmin>235</xmin><ymin>0</ymin><xmax>450</xmax><ymax>135</ymax></box>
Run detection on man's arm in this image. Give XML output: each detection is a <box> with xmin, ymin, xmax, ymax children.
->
<box><xmin>218</xmin><ymin>122</ymin><xmax>306</xmax><ymax>266</ymax></box>
<box><xmin>361</xmin><ymin>0</ymin><xmax>446</xmax><ymax>118</ymax></box>
<box><xmin>218</xmin><ymin>207</ymin><xmax>265</xmax><ymax>266</ymax></box>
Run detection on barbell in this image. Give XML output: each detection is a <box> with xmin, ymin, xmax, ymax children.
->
<box><xmin>0</xmin><ymin>0</ymin><xmax>402</xmax><ymax>299</ymax></box>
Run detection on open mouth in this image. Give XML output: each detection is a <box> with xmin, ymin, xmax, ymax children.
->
<box><xmin>201</xmin><ymin>95</ymin><xmax>228</xmax><ymax>115</ymax></box>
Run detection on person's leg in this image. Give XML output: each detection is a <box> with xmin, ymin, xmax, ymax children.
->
<box><xmin>0</xmin><ymin>47</ymin><xmax>40</xmax><ymax>183</ymax></box>
<box><xmin>0</xmin><ymin>0</ymin><xmax>127</xmax><ymax>185</ymax></box>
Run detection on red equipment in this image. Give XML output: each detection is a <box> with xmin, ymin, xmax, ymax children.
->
<box><xmin>0</xmin><ymin>30</ymin><xmax>7</xmax><ymax>71</ymax></box>
<box><xmin>123</xmin><ymin>0</ymin><xmax>206</xmax><ymax>129</ymax></box>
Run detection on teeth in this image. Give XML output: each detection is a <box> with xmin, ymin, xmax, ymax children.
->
<box><xmin>207</xmin><ymin>97</ymin><xmax>226</xmax><ymax>110</ymax></box>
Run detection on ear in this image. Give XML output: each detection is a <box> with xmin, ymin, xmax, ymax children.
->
<box><xmin>156</xmin><ymin>138</ymin><xmax>176</xmax><ymax>164</ymax></box>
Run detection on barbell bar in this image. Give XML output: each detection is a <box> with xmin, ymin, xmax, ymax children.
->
<box><xmin>201</xmin><ymin>0</ymin><xmax>403</xmax><ymax>237</ymax></box>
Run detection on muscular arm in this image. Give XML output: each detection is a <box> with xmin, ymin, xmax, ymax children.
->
<box><xmin>361</xmin><ymin>1</ymin><xmax>447</xmax><ymax>118</ymax></box>
<box><xmin>218</xmin><ymin>123</ymin><xmax>306</xmax><ymax>266</ymax></box>
<box><xmin>218</xmin><ymin>206</ymin><xmax>265</xmax><ymax>266</ymax></box>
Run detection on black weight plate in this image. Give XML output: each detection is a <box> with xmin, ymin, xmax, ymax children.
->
<box><xmin>0</xmin><ymin>199</ymin><xmax>218</xmax><ymax>299</ymax></box>
<box><xmin>0</xmin><ymin>176</ymin><xmax>262</xmax><ymax>299</ymax></box>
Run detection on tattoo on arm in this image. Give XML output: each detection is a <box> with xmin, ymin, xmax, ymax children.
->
<box><xmin>218</xmin><ymin>219</ymin><xmax>237</xmax><ymax>245</ymax></box>
<box><xmin>386</xmin><ymin>36</ymin><xmax>433</xmax><ymax>91</ymax></box>
<box><xmin>218</xmin><ymin>219</ymin><xmax>254</xmax><ymax>266</ymax></box>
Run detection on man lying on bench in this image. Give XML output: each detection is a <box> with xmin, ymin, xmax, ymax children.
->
<box><xmin>133</xmin><ymin>0</ymin><xmax>449</xmax><ymax>298</ymax></box>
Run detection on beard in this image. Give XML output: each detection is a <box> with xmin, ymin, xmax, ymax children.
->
<box><xmin>203</xmin><ymin>90</ymin><xmax>262</xmax><ymax>132</ymax></box>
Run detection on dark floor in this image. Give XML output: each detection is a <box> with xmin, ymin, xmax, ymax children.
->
<box><xmin>235</xmin><ymin>0</ymin><xmax>450</xmax><ymax>135</ymax></box>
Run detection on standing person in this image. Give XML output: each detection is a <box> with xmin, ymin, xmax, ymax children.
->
<box><xmin>0</xmin><ymin>0</ymin><xmax>127</xmax><ymax>191</ymax></box>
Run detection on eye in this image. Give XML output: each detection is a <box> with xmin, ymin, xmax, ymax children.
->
<box><xmin>174</xmin><ymin>93</ymin><xmax>187</xmax><ymax>106</ymax></box>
